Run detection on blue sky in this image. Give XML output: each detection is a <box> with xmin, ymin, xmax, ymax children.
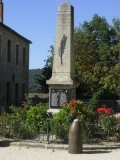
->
<box><xmin>3</xmin><ymin>0</ymin><xmax>120</xmax><ymax>69</ymax></box>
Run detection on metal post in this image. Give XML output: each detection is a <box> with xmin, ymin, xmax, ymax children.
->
<box><xmin>47</xmin><ymin>119</ymin><xmax>49</xmax><ymax>144</ymax></box>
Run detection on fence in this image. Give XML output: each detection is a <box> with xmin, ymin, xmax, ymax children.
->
<box><xmin>0</xmin><ymin>118</ymin><xmax>120</xmax><ymax>144</ymax></box>
<box><xmin>0</xmin><ymin>118</ymin><xmax>59</xmax><ymax>144</ymax></box>
<box><xmin>77</xmin><ymin>99</ymin><xmax>120</xmax><ymax>112</ymax></box>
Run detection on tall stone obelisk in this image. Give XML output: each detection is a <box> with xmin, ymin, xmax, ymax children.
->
<box><xmin>46</xmin><ymin>2</ymin><xmax>78</xmax><ymax>113</ymax></box>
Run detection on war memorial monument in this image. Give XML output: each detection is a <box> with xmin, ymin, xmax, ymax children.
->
<box><xmin>46</xmin><ymin>2</ymin><xmax>79</xmax><ymax>113</ymax></box>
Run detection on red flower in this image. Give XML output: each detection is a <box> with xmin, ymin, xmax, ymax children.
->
<box><xmin>105</xmin><ymin>108</ymin><xmax>114</xmax><ymax>114</ymax></box>
<box><xmin>97</xmin><ymin>107</ymin><xmax>106</xmax><ymax>113</ymax></box>
<box><xmin>97</xmin><ymin>107</ymin><xmax>114</xmax><ymax>115</ymax></box>
<box><xmin>69</xmin><ymin>99</ymin><xmax>76</xmax><ymax>104</ymax></box>
<box><xmin>74</xmin><ymin>105</ymin><xmax>77</xmax><ymax>109</ymax></box>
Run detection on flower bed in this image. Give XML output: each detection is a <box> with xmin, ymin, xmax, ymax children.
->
<box><xmin>0</xmin><ymin>100</ymin><xmax>120</xmax><ymax>143</ymax></box>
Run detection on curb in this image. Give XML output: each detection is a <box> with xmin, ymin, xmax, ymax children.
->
<box><xmin>1</xmin><ymin>141</ymin><xmax>120</xmax><ymax>150</ymax></box>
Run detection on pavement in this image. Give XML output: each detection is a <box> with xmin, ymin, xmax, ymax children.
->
<box><xmin>0</xmin><ymin>146</ymin><xmax>120</xmax><ymax>160</ymax></box>
<box><xmin>0</xmin><ymin>140</ymin><xmax>120</xmax><ymax>160</ymax></box>
<box><xmin>0</xmin><ymin>140</ymin><xmax>120</xmax><ymax>150</ymax></box>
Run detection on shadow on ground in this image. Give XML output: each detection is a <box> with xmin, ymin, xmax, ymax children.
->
<box><xmin>0</xmin><ymin>140</ymin><xmax>15</xmax><ymax>147</ymax></box>
<box><xmin>83</xmin><ymin>150</ymin><xmax>112</xmax><ymax>154</ymax></box>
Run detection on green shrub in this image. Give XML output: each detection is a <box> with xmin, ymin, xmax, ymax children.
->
<box><xmin>52</xmin><ymin>99</ymin><xmax>120</xmax><ymax>143</ymax></box>
<box><xmin>52</xmin><ymin>109</ymin><xmax>71</xmax><ymax>141</ymax></box>
<box><xmin>0</xmin><ymin>103</ymin><xmax>49</xmax><ymax>139</ymax></box>
<box><xmin>27</xmin><ymin>103</ymin><xmax>48</xmax><ymax>121</ymax></box>
<box><xmin>26</xmin><ymin>103</ymin><xmax>48</xmax><ymax>133</ymax></box>
<box><xmin>52</xmin><ymin>99</ymin><xmax>93</xmax><ymax>141</ymax></box>
<box><xmin>9</xmin><ymin>105</ymin><xmax>27</xmax><ymax>120</ymax></box>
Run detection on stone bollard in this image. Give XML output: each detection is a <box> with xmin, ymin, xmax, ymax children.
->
<box><xmin>68</xmin><ymin>119</ymin><xmax>83</xmax><ymax>154</ymax></box>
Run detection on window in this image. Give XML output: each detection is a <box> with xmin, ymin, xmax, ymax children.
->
<box><xmin>23</xmin><ymin>48</ymin><xmax>26</xmax><ymax>67</ymax></box>
<box><xmin>22</xmin><ymin>84</ymin><xmax>25</xmax><ymax>101</ymax></box>
<box><xmin>0</xmin><ymin>35</ymin><xmax>1</xmax><ymax>61</ymax></box>
<box><xmin>16</xmin><ymin>44</ymin><xmax>19</xmax><ymax>65</ymax></box>
<box><xmin>7</xmin><ymin>40</ymin><xmax>11</xmax><ymax>62</ymax></box>
<box><xmin>15</xmin><ymin>83</ymin><xmax>19</xmax><ymax>106</ymax></box>
<box><xmin>0</xmin><ymin>82</ymin><xmax>1</xmax><ymax>104</ymax></box>
<box><xmin>6</xmin><ymin>82</ymin><xmax>11</xmax><ymax>106</ymax></box>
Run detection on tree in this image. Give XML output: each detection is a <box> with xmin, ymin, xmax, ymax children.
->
<box><xmin>44</xmin><ymin>45</ymin><xmax>54</xmax><ymax>68</ymax></box>
<box><xmin>29</xmin><ymin>69</ymin><xmax>42</xmax><ymax>93</ymax></box>
<box><xmin>34</xmin><ymin>45</ymin><xmax>54</xmax><ymax>93</ymax></box>
<box><xmin>112</xmin><ymin>18</ymin><xmax>120</xmax><ymax>41</ymax></box>
<box><xmin>34</xmin><ymin>67</ymin><xmax>52</xmax><ymax>93</ymax></box>
<box><xmin>75</xmin><ymin>14</ymin><xmax>120</xmax><ymax>99</ymax></box>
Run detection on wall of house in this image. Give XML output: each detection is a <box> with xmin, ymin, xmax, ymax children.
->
<box><xmin>0</xmin><ymin>25</ymin><xmax>30</xmax><ymax>110</ymax></box>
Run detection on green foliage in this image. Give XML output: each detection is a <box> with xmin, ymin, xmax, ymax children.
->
<box><xmin>99</xmin><ymin>114</ymin><xmax>116</xmax><ymax>134</ymax></box>
<box><xmin>34</xmin><ymin>67</ymin><xmax>52</xmax><ymax>93</ymax></box>
<box><xmin>75</xmin><ymin>14</ymin><xmax>120</xmax><ymax>98</ymax></box>
<box><xmin>32</xmin><ymin>45</ymin><xmax>53</xmax><ymax>93</ymax></box>
<box><xmin>46</xmin><ymin>45</ymin><xmax>54</xmax><ymax>68</ymax></box>
<box><xmin>10</xmin><ymin>105</ymin><xmax>27</xmax><ymax>120</ymax></box>
<box><xmin>54</xmin><ymin>99</ymin><xmax>90</xmax><ymax>123</ymax></box>
<box><xmin>0</xmin><ymin>102</ymin><xmax>48</xmax><ymax>139</ymax></box>
<box><xmin>52</xmin><ymin>99</ymin><xmax>120</xmax><ymax>142</ymax></box>
<box><xmin>112</xmin><ymin>18</ymin><xmax>120</xmax><ymax>41</ymax></box>
<box><xmin>26</xmin><ymin>103</ymin><xmax>48</xmax><ymax>124</ymax></box>
<box><xmin>0</xmin><ymin>101</ymin><xmax>120</xmax><ymax>142</ymax></box>
<box><xmin>89</xmin><ymin>88</ymin><xmax>104</xmax><ymax>110</ymax></box>
<box><xmin>52</xmin><ymin>99</ymin><xmax>93</xmax><ymax>141</ymax></box>
<box><xmin>50</xmin><ymin>118</ymin><xmax>69</xmax><ymax>142</ymax></box>
<box><xmin>29</xmin><ymin>69</ymin><xmax>42</xmax><ymax>93</ymax></box>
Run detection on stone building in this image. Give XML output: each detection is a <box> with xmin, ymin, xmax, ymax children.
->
<box><xmin>0</xmin><ymin>1</ymin><xmax>31</xmax><ymax>110</ymax></box>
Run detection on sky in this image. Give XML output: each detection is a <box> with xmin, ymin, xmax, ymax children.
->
<box><xmin>2</xmin><ymin>0</ymin><xmax>120</xmax><ymax>69</ymax></box>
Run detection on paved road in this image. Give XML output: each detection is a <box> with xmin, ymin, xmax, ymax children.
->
<box><xmin>0</xmin><ymin>147</ymin><xmax>120</xmax><ymax>160</ymax></box>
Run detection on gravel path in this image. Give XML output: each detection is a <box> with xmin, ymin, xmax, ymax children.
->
<box><xmin>0</xmin><ymin>147</ymin><xmax>120</xmax><ymax>160</ymax></box>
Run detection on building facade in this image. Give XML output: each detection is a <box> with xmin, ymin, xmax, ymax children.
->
<box><xmin>0</xmin><ymin>1</ymin><xmax>31</xmax><ymax>110</ymax></box>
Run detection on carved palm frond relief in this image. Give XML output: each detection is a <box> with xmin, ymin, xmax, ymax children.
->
<box><xmin>58</xmin><ymin>34</ymin><xmax>67</xmax><ymax>64</ymax></box>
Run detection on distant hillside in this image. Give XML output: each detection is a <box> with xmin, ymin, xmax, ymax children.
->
<box><xmin>29</xmin><ymin>69</ymin><xmax>42</xmax><ymax>92</ymax></box>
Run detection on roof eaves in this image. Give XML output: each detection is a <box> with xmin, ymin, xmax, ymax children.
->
<box><xmin>0</xmin><ymin>22</ymin><xmax>32</xmax><ymax>44</ymax></box>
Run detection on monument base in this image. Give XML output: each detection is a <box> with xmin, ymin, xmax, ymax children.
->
<box><xmin>47</xmin><ymin>85</ymin><xmax>76</xmax><ymax>112</ymax></box>
<box><xmin>47</xmin><ymin>108</ymin><xmax>59</xmax><ymax>115</ymax></box>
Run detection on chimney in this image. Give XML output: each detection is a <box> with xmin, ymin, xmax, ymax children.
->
<box><xmin>0</xmin><ymin>0</ymin><xmax>3</xmax><ymax>22</ymax></box>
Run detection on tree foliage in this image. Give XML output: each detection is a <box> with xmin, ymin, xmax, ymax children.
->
<box><xmin>29</xmin><ymin>69</ymin><xmax>42</xmax><ymax>93</ymax></box>
<box><xmin>34</xmin><ymin>67</ymin><xmax>52</xmax><ymax>93</ymax></box>
<box><xmin>34</xmin><ymin>45</ymin><xmax>54</xmax><ymax>93</ymax></box>
<box><xmin>75</xmin><ymin>14</ymin><xmax>120</xmax><ymax>98</ymax></box>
